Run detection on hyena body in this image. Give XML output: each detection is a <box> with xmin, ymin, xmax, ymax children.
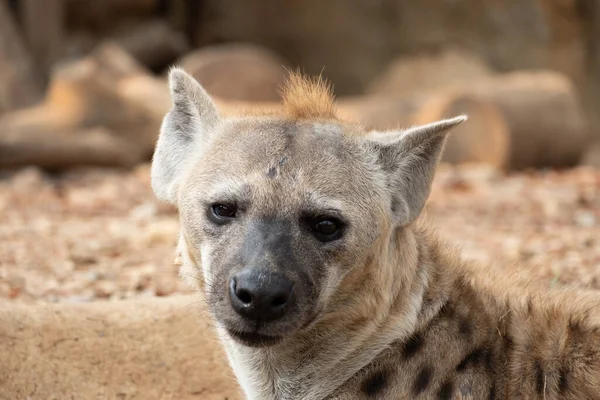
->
<box><xmin>151</xmin><ymin>68</ymin><xmax>600</xmax><ymax>399</ymax></box>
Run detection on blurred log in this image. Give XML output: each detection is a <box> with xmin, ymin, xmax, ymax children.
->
<box><xmin>179</xmin><ymin>43</ymin><xmax>288</xmax><ymax>102</ymax></box>
<box><xmin>0</xmin><ymin>42</ymin><xmax>158</xmax><ymax>169</ymax></box>
<box><xmin>111</xmin><ymin>19</ymin><xmax>190</xmax><ymax>71</ymax></box>
<box><xmin>0</xmin><ymin>0</ymin><xmax>44</xmax><ymax>112</ymax></box>
<box><xmin>367</xmin><ymin>49</ymin><xmax>493</xmax><ymax>98</ymax></box>
<box><xmin>413</xmin><ymin>93</ymin><xmax>511</xmax><ymax>169</ymax></box>
<box><xmin>0</xmin><ymin>127</ymin><xmax>141</xmax><ymax>169</ymax></box>
<box><xmin>192</xmin><ymin>0</ymin><xmax>590</xmax><ymax>98</ymax></box>
<box><xmin>0</xmin><ymin>295</ymin><xmax>239</xmax><ymax>400</ymax></box>
<box><xmin>19</xmin><ymin>0</ymin><xmax>64</xmax><ymax>86</ymax></box>
<box><xmin>453</xmin><ymin>71</ymin><xmax>590</xmax><ymax>169</ymax></box>
<box><xmin>339</xmin><ymin>71</ymin><xmax>590</xmax><ymax>170</ymax></box>
<box><xmin>117</xmin><ymin>74</ymin><xmax>171</xmax><ymax>117</ymax></box>
<box><xmin>84</xmin><ymin>41</ymin><xmax>150</xmax><ymax>81</ymax></box>
<box><xmin>1</xmin><ymin>59</ymin><xmax>587</xmax><ymax>171</ymax></box>
<box><xmin>43</xmin><ymin>43</ymin><xmax>158</xmax><ymax>152</ymax></box>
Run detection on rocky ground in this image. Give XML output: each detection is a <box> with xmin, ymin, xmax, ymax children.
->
<box><xmin>1</xmin><ymin>164</ymin><xmax>599</xmax><ymax>304</ymax></box>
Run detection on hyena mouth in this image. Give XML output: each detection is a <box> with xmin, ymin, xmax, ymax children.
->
<box><xmin>227</xmin><ymin>329</ymin><xmax>283</xmax><ymax>347</ymax></box>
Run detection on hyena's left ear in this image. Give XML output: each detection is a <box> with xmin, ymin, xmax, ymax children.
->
<box><xmin>151</xmin><ymin>67</ymin><xmax>220</xmax><ymax>205</ymax></box>
<box><xmin>366</xmin><ymin>116</ymin><xmax>467</xmax><ymax>226</ymax></box>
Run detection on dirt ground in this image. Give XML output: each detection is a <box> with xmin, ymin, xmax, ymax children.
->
<box><xmin>0</xmin><ymin>163</ymin><xmax>599</xmax><ymax>399</ymax></box>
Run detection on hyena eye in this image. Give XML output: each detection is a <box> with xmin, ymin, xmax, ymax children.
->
<box><xmin>309</xmin><ymin>217</ymin><xmax>344</xmax><ymax>242</ymax></box>
<box><xmin>209</xmin><ymin>203</ymin><xmax>237</xmax><ymax>223</ymax></box>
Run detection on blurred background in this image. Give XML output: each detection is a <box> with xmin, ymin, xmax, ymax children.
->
<box><xmin>0</xmin><ymin>0</ymin><xmax>600</xmax><ymax>302</ymax></box>
<box><xmin>1</xmin><ymin>0</ymin><xmax>600</xmax><ymax>170</ymax></box>
<box><xmin>0</xmin><ymin>0</ymin><xmax>599</xmax><ymax>301</ymax></box>
<box><xmin>0</xmin><ymin>2</ymin><xmax>599</xmax><ymax>399</ymax></box>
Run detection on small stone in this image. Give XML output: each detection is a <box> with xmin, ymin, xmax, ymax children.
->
<box><xmin>94</xmin><ymin>280</ymin><xmax>118</xmax><ymax>298</ymax></box>
<box><xmin>574</xmin><ymin>211</ymin><xmax>596</xmax><ymax>227</ymax></box>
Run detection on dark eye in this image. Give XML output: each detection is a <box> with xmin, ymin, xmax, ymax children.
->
<box><xmin>310</xmin><ymin>217</ymin><xmax>344</xmax><ymax>242</ymax></box>
<box><xmin>209</xmin><ymin>203</ymin><xmax>237</xmax><ymax>223</ymax></box>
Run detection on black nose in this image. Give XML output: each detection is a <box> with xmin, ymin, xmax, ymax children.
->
<box><xmin>229</xmin><ymin>270</ymin><xmax>295</xmax><ymax>321</ymax></box>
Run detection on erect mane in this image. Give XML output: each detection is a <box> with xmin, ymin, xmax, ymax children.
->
<box><xmin>280</xmin><ymin>71</ymin><xmax>337</xmax><ymax>120</ymax></box>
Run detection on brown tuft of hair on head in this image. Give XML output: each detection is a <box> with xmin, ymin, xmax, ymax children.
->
<box><xmin>280</xmin><ymin>70</ymin><xmax>338</xmax><ymax>121</ymax></box>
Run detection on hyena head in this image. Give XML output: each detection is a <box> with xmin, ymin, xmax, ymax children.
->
<box><xmin>151</xmin><ymin>68</ymin><xmax>465</xmax><ymax>347</ymax></box>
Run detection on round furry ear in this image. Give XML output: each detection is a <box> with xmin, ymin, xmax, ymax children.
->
<box><xmin>366</xmin><ymin>116</ymin><xmax>467</xmax><ymax>225</ymax></box>
<box><xmin>151</xmin><ymin>68</ymin><xmax>221</xmax><ymax>204</ymax></box>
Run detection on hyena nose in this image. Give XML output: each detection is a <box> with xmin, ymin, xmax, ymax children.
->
<box><xmin>229</xmin><ymin>270</ymin><xmax>295</xmax><ymax>321</ymax></box>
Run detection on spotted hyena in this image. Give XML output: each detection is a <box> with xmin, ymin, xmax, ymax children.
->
<box><xmin>151</xmin><ymin>68</ymin><xmax>600</xmax><ymax>399</ymax></box>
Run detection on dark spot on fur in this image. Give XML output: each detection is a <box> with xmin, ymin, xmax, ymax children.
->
<box><xmin>402</xmin><ymin>333</ymin><xmax>424</xmax><ymax>359</ymax></box>
<box><xmin>489</xmin><ymin>382</ymin><xmax>497</xmax><ymax>399</ymax></box>
<box><xmin>503</xmin><ymin>334</ymin><xmax>514</xmax><ymax>352</ymax></box>
<box><xmin>418</xmin><ymin>296</ymin><xmax>432</xmax><ymax>318</ymax></box>
<box><xmin>267</xmin><ymin>166</ymin><xmax>277</xmax><ymax>179</ymax></box>
<box><xmin>278</xmin><ymin>156</ymin><xmax>289</xmax><ymax>166</ymax></box>
<box><xmin>535</xmin><ymin>360</ymin><xmax>545</xmax><ymax>394</ymax></box>
<box><xmin>437</xmin><ymin>380</ymin><xmax>453</xmax><ymax>400</ymax></box>
<box><xmin>558</xmin><ymin>366</ymin><xmax>570</xmax><ymax>393</ymax></box>
<box><xmin>413</xmin><ymin>365</ymin><xmax>433</xmax><ymax>395</ymax></box>
<box><xmin>457</xmin><ymin>348</ymin><xmax>484</xmax><ymax>372</ymax></box>
<box><xmin>568</xmin><ymin>317</ymin><xmax>586</xmax><ymax>343</ymax></box>
<box><xmin>390</xmin><ymin>197</ymin><xmax>403</xmax><ymax>217</ymax></box>
<box><xmin>484</xmin><ymin>348</ymin><xmax>495</xmax><ymax>372</ymax></box>
<box><xmin>459</xmin><ymin>318</ymin><xmax>473</xmax><ymax>337</ymax></box>
<box><xmin>362</xmin><ymin>370</ymin><xmax>389</xmax><ymax>396</ymax></box>
<box><xmin>440</xmin><ymin>301</ymin><xmax>456</xmax><ymax>319</ymax></box>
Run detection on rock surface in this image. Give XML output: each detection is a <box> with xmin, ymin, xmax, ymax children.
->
<box><xmin>0</xmin><ymin>294</ymin><xmax>239</xmax><ymax>400</ymax></box>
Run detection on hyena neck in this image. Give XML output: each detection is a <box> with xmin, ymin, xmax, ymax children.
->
<box><xmin>220</xmin><ymin>225</ymin><xmax>470</xmax><ymax>400</ymax></box>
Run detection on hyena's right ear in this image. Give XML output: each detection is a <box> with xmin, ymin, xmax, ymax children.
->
<box><xmin>366</xmin><ymin>116</ymin><xmax>467</xmax><ymax>226</ymax></box>
<box><xmin>151</xmin><ymin>68</ymin><xmax>220</xmax><ymax>205</ymax></box>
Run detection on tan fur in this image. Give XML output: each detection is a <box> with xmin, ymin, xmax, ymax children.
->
<box><xmin>152</xmin><ymin>70</ymin><xmax>600</xmax><ymax>400</ymax></box>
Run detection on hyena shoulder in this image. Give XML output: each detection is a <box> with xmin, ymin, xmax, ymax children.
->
<box><xmin>331</xmin><ymin>240</ymin><xmax>600</xmax><ymax>399</ymax></box>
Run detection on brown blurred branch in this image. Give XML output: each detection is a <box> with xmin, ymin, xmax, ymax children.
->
<box><xmin>0</xmin><ymin>126</ymin><xmax>141</xmax><ymax>169</ymax></box>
